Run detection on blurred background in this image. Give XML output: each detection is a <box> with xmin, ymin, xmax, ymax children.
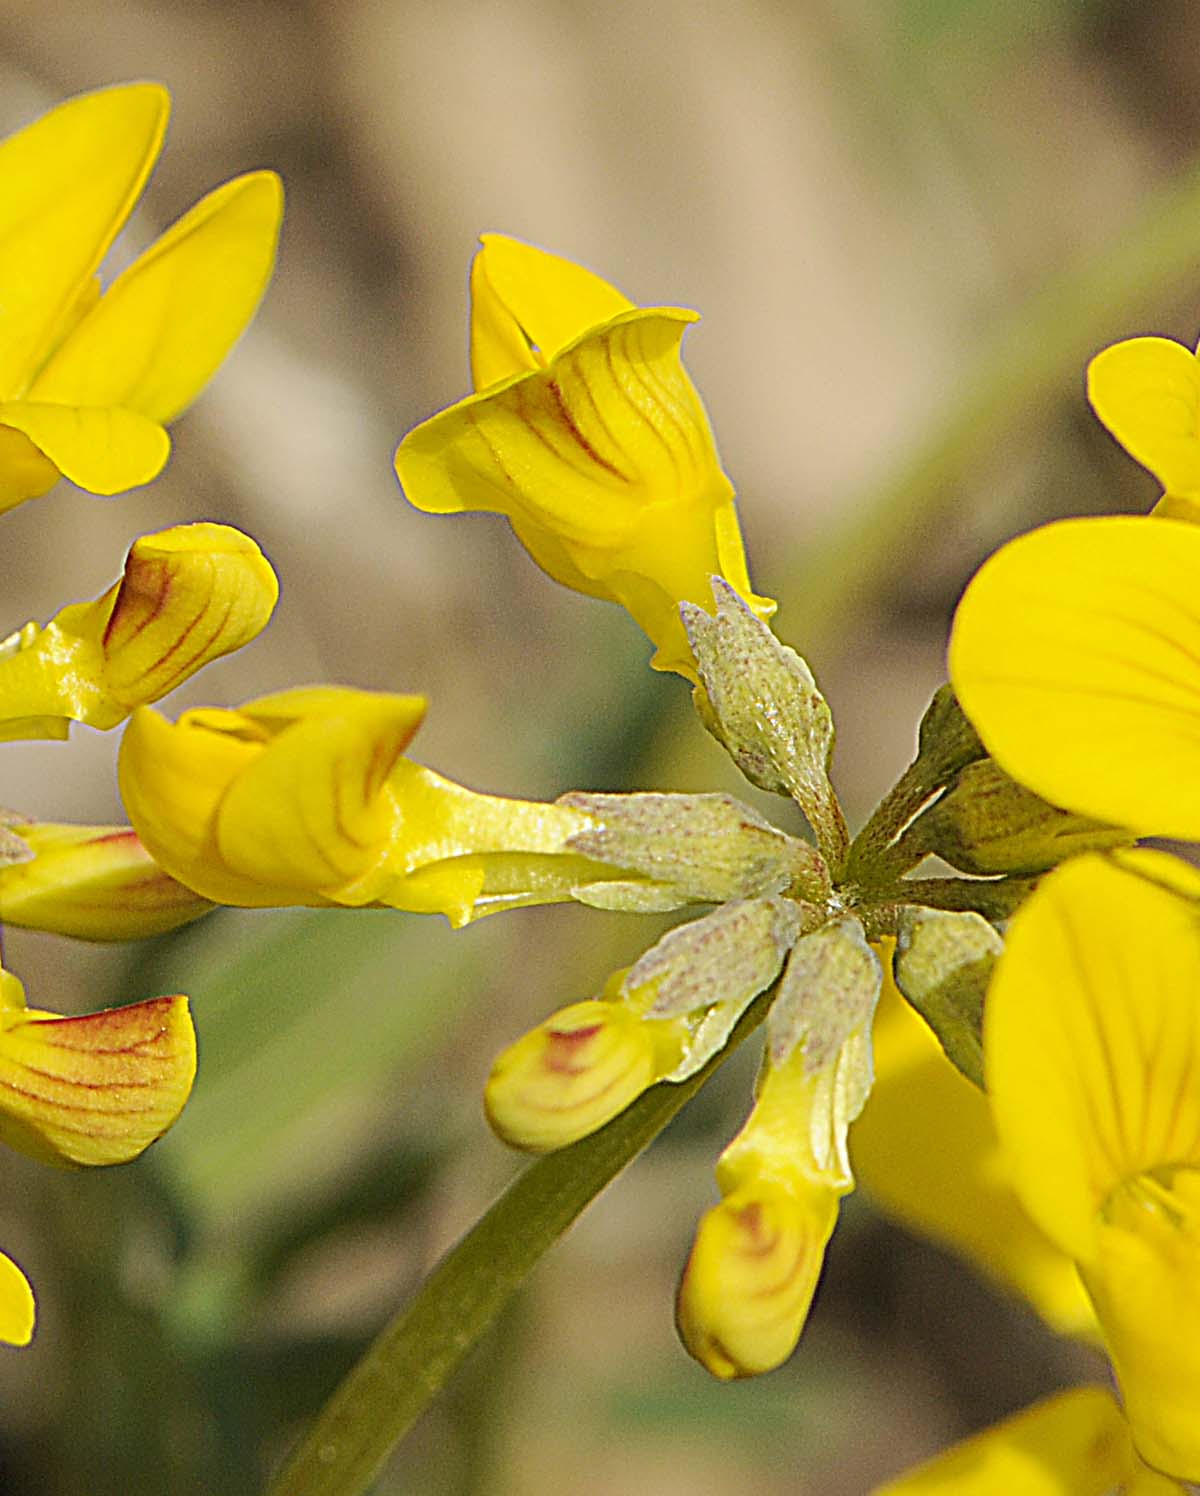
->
<box><xmin>0</xmin><ymin>0</ymin><xmax>1194</xmax><ymax>1490</ymax></box>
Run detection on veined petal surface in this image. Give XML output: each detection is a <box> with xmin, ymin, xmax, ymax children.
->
<box><xmin>949</xmin><ymin>515</ymin><xmax>1200</xmax><ymax>839</ymax></box>
<box><xmin>470</xmin><ymin>232</ymin><xmax>635</xmax><ymax>389</ymax></box>
<box><xmin>30</xmin><ymin>171</ymin><xmax>283</xmax><ymax>423</ymax></box>
<box><xmin>0</xmin><ymin>84</ymin><xmax>167</xmax><ymax>398</ymax></box>
<box><xmin>0</xmin><ymin>993</ymin><xmax>196</xmax><ymax>1168</ymax></box>
<box><xmin>1087</xmin><ymin>336</ymin><xmax>1200</xmax><ymax>497</ymax></box>
<box><xmin>987</xmin><ymin>850</ymin><xmax>1200</xmax><ymax>1257</ymax></box>
<box><xmin>0</xmin><ymin>400</ymin><xmax>169</xmax><ymax>495</ymax></box>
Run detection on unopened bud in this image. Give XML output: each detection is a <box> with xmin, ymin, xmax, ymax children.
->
<box><xmin>0</xmin><ymin>822</ymin><xmax>214</xmax><ymax>940</ymax></box>
<box><xmin>676</xmin><ymin>1177</ymin><xmax>838</xmax><ymax>1379</ymax></box>
<box><xmin>563</xmin><ymin>790</ymin><xmax>828</xmax><ymax>911</ymax></box>
<box><xmin>904</xmin><ymin>758</ymin><xmax>1131</xmax><ymax>876</ymax></box>
<box><xmin>894</xmin><ymin>906</ymin><xmax>1002</xmax><ymax>1088</ymax></box>
<box><xmin>681</xmin><ymin>578</ymin><xmax>846</xmax><ymax>861</ymax></box>
<box><xmin>484</xmin><ymin>995</ymin><xmax>686</xmax><ymax>1153</ymax></box>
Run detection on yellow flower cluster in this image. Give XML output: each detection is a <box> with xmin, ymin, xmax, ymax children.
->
<box><xmin>0</xmin><ymin>83</ymin><xmax>283</xmax><ymax>1345</ymax></box>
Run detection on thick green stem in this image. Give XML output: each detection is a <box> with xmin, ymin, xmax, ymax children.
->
<box><xmin>263</xmin><ymin>991</ymin><xmax>770</xmax><ymax>1496</ymax></box>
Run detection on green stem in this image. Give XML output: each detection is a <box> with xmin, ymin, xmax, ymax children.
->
<box><xmin>263</xmin><ymin>991</ymin><xmax>770</xmax><ymax>1496</ymax></box>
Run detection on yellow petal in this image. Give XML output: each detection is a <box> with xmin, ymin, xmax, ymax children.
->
<box><xmin>118</xmin><ymin>704</ymin><xmax>298</xmax><ymax>906</ymax></box>
<box><xmin>0</xmin><ymin>83</ymin><xmax>167</xmax><ymax>399</ymax></box>
<box><xmin>871</xmin><ymin>1386</ymin><xmax>1135</xmax><ymax>1496</ymax></box>
<box><xmin>852</xmin><ymin>967</ymin><xmax>1096</xmax><ymax>1340</ymax></box>
<box><xmin>987</xmin><ymin>850</ymin><xmax>1200</xmax><ymax>1256</ymax></box>
<box><xmin>0</xmin><ymin>822</ymin><xmax>213</xmax><ymax>941</ymax></box>
<box><xmin>29</xmin><ymin>171</ymin><xmax>283</xmax><ymax>424</ymax></box>
<box><xmin>216</xmin><ymin>692</ymin><xmax>424</xmax><ymax>892</ymax></box>
<box><xmin>0</xmin><ymin>522</ymin><xmax>278</xmax><ymax>740</ymax></box>
<box><xmin>948</xmin><ymin>515</ymin><xmax>1200</xmax><ymax>839</ymax></box>
<box><xmin>100</xmin><ymin>522</ymin><xmax>279</xmax><ymax>706</ymax></box>
<box><xmin>1087</xmin><ymin>336</ymin><xmax>1200</xmax><ymax>496</ymax></box>
<box><xmin>1084</xmin><ymin>1169</ymin><xmax>1200</xmax><ymax>1481</ymax></box>
<box><xmin>470</xmin><ymin>233</ymin><xmax>635</xmax><ymax>389</ymax></box>
<box><xmin>0</xmin><ymin>424</ymin><xmax>61</xmax><ymax>514</ymax></box>
<box><xmin>0</xmin><ymin>399</ymin><xmax>169</xmax><ymax>495</ymax></box>
<box><xmin>398</xmin><ymin>307</ymin><xmax>771</xmax><ymax>677</ymax></box>
<box><xmin>0</xmin><ymin>991</ymin><xmax>196</xmax><ymax>1168</ymax></box>
<box><xmin>0</xmin><ymin>1251</ymin><xmax>35</xmax><ymax>1347</ymax></box>
<box><xmin>676</xmin><ymin>1176</ymin><xmax>838</xmax><ymax>1379</ymax></box>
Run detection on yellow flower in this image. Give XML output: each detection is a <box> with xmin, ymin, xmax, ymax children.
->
<box><xmin>986</xmin><ymin>850</ymin><xmax>1200</xmax><ymax>1481</ymax></box>
<box><xmin>0</xmin><ymin>964</ymin><xmax>197</xmax><ymax>1345</ymax></box>
<box><xmin>1088</xmin><ymin>334</ymin><xmax>1200</xmax><ymax>522</ymax></box>
<box><xmin>676</xmin><ymin>1035</ymin><xmax>856</xmax><ymax>1379</ymax></box>
<box><xmin>872</xmin><ymin>1385</ymin><xmax>1177</xmax><ymax>1495</ymax></box>
<box><xmin>0</xmin><ymin>522</ymin><xmax>279</xmax><ymax>741</ymax></box>
<box><xmin>0</xmin><ymin>821</ymin><xmax>213</xmax><ymax>941</ymax></box>
<box><xmin>117</xmin><ymin>685</ymin><xmax>605</xmax><ymax>922</ymax></box>
<box><xmin>394</xmin><ymin>234</ymin><xmax>774</xmax><ymax>680</ymax></box>
<box><xmin>948</xmin><ymin>513</ymin><xmax>1200</xmax><ymax>840</ymax></box>
<box><xmin>0</xmin><ymin>82</ymin><xmax>282</xmax><ymax>513</ymax></box>
<box><xmin>851</xmin><ymin>957</ymin><xmax>1096</xmax><ymax>1341</ymax></box>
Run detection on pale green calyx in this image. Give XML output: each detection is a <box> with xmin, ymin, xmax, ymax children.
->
<box><xmin>622</xmin><ymin>895</ymin><xmax>803</xmax><ymax>1080</ymax></box>
<box><xmin>899</xmin><ymin>757</ymin><xmax>1133</xmax><ymax>877</ymax></box>
<box><xmin>767</xmin><ymin>914</ymin><xmax>881</xmax><ymax>1072</ymax></box>
<box><xmin>681</xmin><ymin>578</ymin><xmax>847</xmax><ymax>866</ymax></box>
<box><xmin>562</xmin><ymin>790</ymin><xmax>828</xmax><ymax>913</ymax></box>
<box><xmin>893</xmin><ymin>905</ymin><xmax>1003</xmax><ymax>1088</ymax></box>
<box><xmin>0</xmin><ymin>810</ymin><xmax>32</xmax><ymax>867</ymax></box>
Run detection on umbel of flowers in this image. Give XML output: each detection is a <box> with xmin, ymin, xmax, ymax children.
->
<box><xmin>7</xmin><ymin>78</ymin><xmax>1198</xmax><ymax>1492</ymax></box>
<box><xmin>102</xmin><ymin>222</ymin><xmax>1200</xmax><ymax>1486</ymax></box>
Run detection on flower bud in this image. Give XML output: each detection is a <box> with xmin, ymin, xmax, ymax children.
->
<box><xmin>0</xmin><ymin>822</ymin><xmax>213</xmax><ymax>940</ymax></box>
<box><xmin>903</xmin><ymin>757</ymin><xmax>1132</xmax><ymax>876</ymax></box>
<box><xmin>484</xmin><ymin>996</ymin><xmax>686</xmax><ymax>1152</ymax></box>
<box><xmin>676</xmin><ymin>1176</ymin><xmax>838</xmax><ymax>1379</ymax></box>
<box><xmin>682</xmin><ymin>579</ymin><xmax>846</xmax><ymax>862</ymax></box>
<box><xmin>893</xmin><ymin>907</ymin><xmax>1001</xmax><ymax>1088</ymax></box>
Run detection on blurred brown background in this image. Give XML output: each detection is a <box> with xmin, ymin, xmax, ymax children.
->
<box><xmin>0</xmin><ymin>2</ymin><xmax>1193</xmax><ymax>1491</ymax></box>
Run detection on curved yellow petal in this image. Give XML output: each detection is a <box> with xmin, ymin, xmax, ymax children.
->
<box><xmin>852</xmin><ymin>970</ymin><xmax>1096</xmax><ymax>1340</ymax></box>
<box><xmin>215</xmin><ymin>692</ymin><xmax>423</xmax><ymax>892</ymax></box>
<box><xmin>1087</xmin><ymin>336</ymin><xmax>1200</xmax><ymax>497</ymax></box>
<box><xmin>470</xmin><ymin>233</ymin><xmax>635</xmax><ymax>389</ymax></box>
<box><xmin>0</xmin><ymin>425</ymin><xmax>61</xmax><ymax>514</ymax></box>
<box><xmin>118</xmin><ymin>705</ymin><xmax>297</xmax><ymax>906</ymax></box>
<box><xmin>871</xmin><ymin>1386</ymin><xmax>1135</xmax><ymax>1496</ymax></box>
<box><xmin>100</xmin><ymin>522</ymin><xmax>279</xmax><ymax>706</ymax></box>
<box><xmin>676</xmin><ymin>1177</ymin><xmax>838</xmax><ymax>1380</ymax></box>
<box><xmin>0</xmin><ymin>990</ymin><xmax>196</xmax><ymax>1168</ymax></box>
<box><xmin>0</xmin><ymin>400</ymin><xmax>169</xmax><ymax>495</ymax></box>
<box><xmin>949</xmin><ymin>515</ymin><xmax>1200</xmax><ymax>839</ymax></box>
<box><xmin>0</xmin><ymin>83</ymin><xmax>167</xmax><ymax>399</ymax></box>
<box><xmin>399</xmin><ymin>307</ymin><xmax>770</xmax><ymax>677</ymax></box>
<box><xmin>987</xmin><ymin>850</ymin><xmax>1200</xmax><ymax>1257</ymax></box>
<box><xmin>0</xmin><ymin>1251</ymin><xmax>35</xmax><ymax>1347</ymax></box>
<box><xmin>0</xmin><ymin>522</ymin><xmax>278</xmax><ymax>740</ymax></box>
<box><xmin>30</xmin><ymin>171</ymin><xmax>283</xmax><ymax>424</ymax></box>
<box><xmin>0</xmin><ymin>822</ymin><xmax>213</xmax><ymax>941</ymax></box>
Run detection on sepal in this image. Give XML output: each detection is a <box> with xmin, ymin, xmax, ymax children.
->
<box><xmin>682</xmin><ymin>579</ymin><xmax>846</xmax><ymax>863</ymax></box>
<box><xmin>892</xmin><ymin>906</ymin><xmax>1001</xmax><ymax>1089</ymax></box>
